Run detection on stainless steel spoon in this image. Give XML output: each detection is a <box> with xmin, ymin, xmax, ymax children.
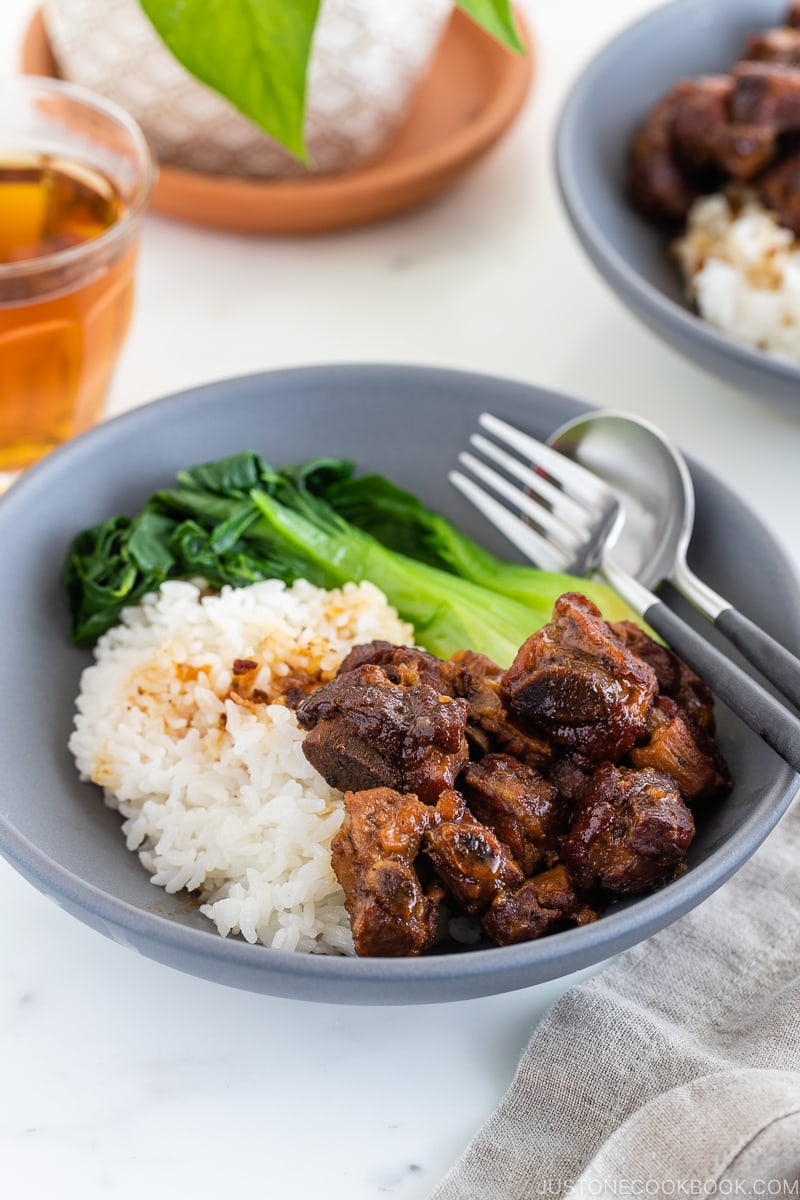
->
<box><xmin>547</xmin><ymin>409</ymin><xmax>800</xmax><ymax>711</ymax></box>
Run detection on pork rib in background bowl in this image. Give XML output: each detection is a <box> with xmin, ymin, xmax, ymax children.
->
<box><xmin>555</xmin><ymin>0</ymin><xmax>800</xmax><ymax>415</ymax></box>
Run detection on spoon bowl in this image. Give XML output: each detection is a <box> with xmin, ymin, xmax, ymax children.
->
<box><xmin>549</xmin><ymin>412</ymin><xmax>692</xmax><ymax>590</ymax></box>
<box><xmin>547</xmin><ymin>411</ymin><xmax>719</xmax><ymax>605</ymax></box>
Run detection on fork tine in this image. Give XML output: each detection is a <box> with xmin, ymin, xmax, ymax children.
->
<box><xmin>449</xmin><ymin>470</ymin><xmax>575</xmax><ymax>572</ymax></box>
<box><xmin>457</xmin><ymin>451</ymin><xmax>586</xmax><ymax>557</ymax></box>
<box><xmin>478</xmin><ymin>413</ymin><xmax>612</xmax><ymax>509</ymax></box>
<box><xmin>468</xmin><ymin>433</ymin><xmax>593</xmax><ymax>532</ymax></box>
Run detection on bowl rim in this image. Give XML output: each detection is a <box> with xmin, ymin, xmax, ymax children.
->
<box><xmin>554</xmin><ymin>0</ymin><xmax>800</xmax><ymax>388</ymax></box>
<box><xmin>1</xmin><ymin>362</ymin><xmax>798</xmax><ymax>999</ymax></box>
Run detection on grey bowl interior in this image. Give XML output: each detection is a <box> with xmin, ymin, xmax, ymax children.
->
<box><xmin>0</xmin><ymin>364</ymin><xmax>798</xmax><ymax>1004</ymax></box>
<box><xmin>555</xmin><ymin>0</ymin><xmax>800</xmax><ymax>413</ymax></box>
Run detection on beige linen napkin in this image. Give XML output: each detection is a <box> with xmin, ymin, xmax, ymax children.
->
<box><xmin>431</xmin><ymin>801</ymin><xmax>800</xmax><ymax>1200</ymax></box>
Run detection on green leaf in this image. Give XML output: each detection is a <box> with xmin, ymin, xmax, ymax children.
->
<box><xmin>139</xmin><ymin>0</ymin><xmax>320</xmax><ymax>161</ymax></box>
<box><xmin>176</xmin><ymin>451</ymin><xmax>269</xmax><ymax>497</ymax></box>
<box><xmin>127</xmin><ymin>511</ymin><xmax>176</xmax><ymax>573</ymax></box>
<box><xmin>454</xmin><ymin>0</ymin><xmax>525</xmax><ymax>53</ymax></box>
<box><xmin>64</xmin><ymin>514</ymin><xmax>169</xmax><ymax>645</ymax></box>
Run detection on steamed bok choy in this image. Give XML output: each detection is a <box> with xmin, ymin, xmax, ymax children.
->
<box><xmin>65</xmin><ymin>453</ymin><xmax>632</xmax><ymax>665</ymax></box>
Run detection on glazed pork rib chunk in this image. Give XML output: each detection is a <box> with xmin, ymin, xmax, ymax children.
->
<box><xmin>626</xmin><ymin>81</ymin><xmax>702</xmax><ymax>224</ymax></box>
<box><xmin>296</xmin><ymin>660</ymin><xmax>469</xmax><ymax>805</ymax></box>
<box><xmin>668</xmin><ymin>75</ymin><xmax>732</xmax><ymax>175</ymax></box>
<box><xmin>729</xmin><ymin>60</ymin><xmax>800</xmax><ymax>130</ymax></box>
<box><xmin>423</xmin><ymin>790</ymin><xmax>525</xmax><ymax>915</ymax></box>
<box><xmin>669</xmin><ymin>75</ymin><xmax>777</xmax><ymax>183</ymax></box>
<box><xmin>460</xmin><ymin>753</ymin><xmax>566</xmax><ymax>876</ymax></box>
<box><xmin>610</xmin><ymin>618</ymin><xmax>716</xmax><ymax>733</ymax></box>
<box><xmin>629</xmin><ymin>696</ymin><xmax>732</xmax><ymax>803</ymax></box>
<box><xmin>562</xmin><ymin>763</ymin><xmax>695</xmax><ymax>895</ymax></box>
<box><xmin>442</xmin><ymin>649</ymin><xmax>552</xmax><ymax>771</ymax></box>
<box><xmin>626</xmin><ymin>73</ymin><xmax>782</xmax><ymax>227</ymax></box>
<box><xmin>500</xmin><ymin>593</ymin><xmax>658</xmax><ymax>764</ymax></box>
<box><xmin>483</xmin><ymin>865</ymin><xmax>599</xmax><ymax>946</ymax></box>
<box><xmin>744</xmin><ymin>26</ymin><xmax>800</xmax><ymax>66</ymax></box>
<box><xmin>331</xmin><ymin>788</ymin><xmax>440</xmax><ymax>957</ymax></box>
<box><xmin>627</xmin><ymin>4</ymin><xmax>800</xmax><ymax>229</ymax></box>
<box><xmin>757</xmin><ymin>149</ymin><xmax>800</xmax><ymax>234</ymax></box>
<box><xmin>336</xmin><ymin>640</ymin><xmax>456</xmax><ymax>694</ymax></box>
<box><xmin>296</xmin><ymin>589</ymin><xmax>731</xmax><ymax>957</ymax></box>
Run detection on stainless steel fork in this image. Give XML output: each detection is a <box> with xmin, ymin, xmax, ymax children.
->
<box><xmin>451</xmin><ymin>412</ymin><xmax>800</xmax><ymax>776</ymax></box>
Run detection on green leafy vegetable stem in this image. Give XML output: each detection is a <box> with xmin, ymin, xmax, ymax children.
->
<box><xmin>64</xmin><ymin>451</ymin><xmax>634</xmax><ymax>666</ymax></box>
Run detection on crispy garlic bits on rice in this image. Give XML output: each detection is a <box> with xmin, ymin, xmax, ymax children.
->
<box><xmin>69</xmin><ymin>578</ymin><xmax>413</xmax><ymax>955</ymax></box>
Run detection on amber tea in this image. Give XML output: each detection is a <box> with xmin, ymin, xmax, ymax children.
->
<box><xmin>0</xmin><ymin>154</ymin><xmax>122</xmax><ymax>262</ymax></box>
<box><xmin>0</xmin><ymin>78</ymin><xmax>154</xmax><ymax>480</ymax></box>
<box><xmin>0</xmin><ymin>154</ymin><xmax>135</xmax><ymax>473</ymax></box>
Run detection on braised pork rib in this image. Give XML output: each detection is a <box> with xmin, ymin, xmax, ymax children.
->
<box><xmin>627</xmin><ymin>3</ymin><xmax>800</xmax><ymax>234</ymax></box>
<box><xmin>296</xmin><ymin>592</ymin><xmax>731</xmax><ymax>956</ymax></box>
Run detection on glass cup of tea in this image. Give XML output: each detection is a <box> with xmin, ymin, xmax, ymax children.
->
<box><xmin>0</xmin><ymin>76</ymin><xmax>156</xmax><ymax>486</ymax></box>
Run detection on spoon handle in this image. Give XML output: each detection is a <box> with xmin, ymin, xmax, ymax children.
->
<box><xmin>715</xmin><ymin>607</ymin><xmax>800</xmax><ymax>712</ymax></box>
<box><xmin>672</xmin><ymin>563</ymin><xmax>800</xmax><ymax>712</ymax></box>
<box><xmin>603</xmin><ymin>561</ymin><xmax>800</xmax><ymax>776</ymax></box>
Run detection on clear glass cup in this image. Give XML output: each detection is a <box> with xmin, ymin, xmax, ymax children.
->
<box><xmin>0</xmin><ymin>75</ymin><xmax>156</xmax><ymax>488</ymax></box>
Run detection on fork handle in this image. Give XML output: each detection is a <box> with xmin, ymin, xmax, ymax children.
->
<box><xmin>645</xmin><ymin>600</ymin><xmax>800</xmax><ymax>776</ymax></box>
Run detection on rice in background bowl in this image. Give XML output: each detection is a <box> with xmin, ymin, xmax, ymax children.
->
<box><xmin>69</xmin><ymin>577</ymin><xmax>414</xmax><ymax>955</ymax></box>
<box><xmin>674</xmin><ymin>190</ymin><xmax>800</xmax><ymax>363</ymax></box>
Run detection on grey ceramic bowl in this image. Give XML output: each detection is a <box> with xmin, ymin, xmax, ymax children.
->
<box><xmin>556</xmin><ymin>0</ymin><xmax>800</xmax><ymax>414</ymax></box>
<box><xmin>0</xmin><ymin>365</ymin><xmax>798</xmax><ymax>1004</ymax></box>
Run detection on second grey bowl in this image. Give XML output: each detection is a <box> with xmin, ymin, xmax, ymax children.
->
<box><xmin>555</xmin><ymin>0</ymin><xmax>800</xmax><ymax>414</ymax></box>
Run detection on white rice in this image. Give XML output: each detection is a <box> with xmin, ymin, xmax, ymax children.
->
<box><xmin>674</xmin><ymin>189</ymin><xmax>800</xmax><ymax>362</ymax></box>
<box><xmin>69</xmin><ymin>578</ymin><xmax>414</xmax><ymax>954</ymax></box>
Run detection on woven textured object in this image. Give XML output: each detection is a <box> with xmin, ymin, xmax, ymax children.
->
<box><xmin>43</xmin><ymin>0</ymin><xmax>452</xmax><ymax>178</ymax></box>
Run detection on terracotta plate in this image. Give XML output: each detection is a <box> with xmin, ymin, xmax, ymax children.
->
<box><xmin>22</xmin><ymin>8</ymin><xmax>534</xmax><ymax>234</ymax></box>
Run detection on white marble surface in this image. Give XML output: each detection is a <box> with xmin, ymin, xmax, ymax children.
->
<box><xmin>2</xmin><ymin>2</ymin><xmax>800</xmax><ymax>1196</ymax></box>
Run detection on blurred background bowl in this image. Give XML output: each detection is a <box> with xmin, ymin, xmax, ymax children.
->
<box><xmin>555</xmin><ymin>0</ymin><xmax>800</xmax><ymax>415</ymax></box>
